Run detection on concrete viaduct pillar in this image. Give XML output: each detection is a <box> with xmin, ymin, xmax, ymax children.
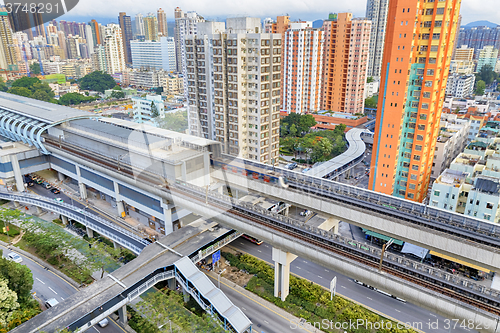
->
<box><xmin>183</xmin><ymin>286</ymin><xmax>190</xmax><ymax>303</ymax></box>
<box><xmin>167</xmin><ymin>278</ymin><xmax>176</xmax><ymax>290</ymax></box>
<box><xmin>321</xmin><ymin>217</ymin><xmax>340</xmax><ymax>234</ymax></box>
<box><xmin>163</xmin><ymin>207</ymin><xmax>173</xmax><ymax>235</ymax></box>
<box><xmin>61</xmin><ymin>215</ymin><xmax>68</xmax><ymax>226</ymax></box>
<box><xmin>86</xmin><ymin>226</ymin><xmax>94</xmax><ymax>238</ymax></box>
<box><xmin>36</xmin><ymin>206</ymin><xmax>43</xmax><ymax>215</ymax></box>
<box><xmin>10</xmin><ymin>155</ymin><xmax>25</xmax><ymax>192</ymax></box>
<box><xmin>272</xmin><ymin>247</ymin><xmax>297</xmax><ymax>301</ymax></box>
<box><xmin>75</xmin><ymin>166</ymin><xmax>87</xmax><ymax>200</ymax></box>
<box><xmin>13</xmin><ymin>201</ymin><xmax>20</xmax><ymax>208</ymax></box>
<box><xmin>57</xmin><ymin>172</ymin><xmax>65</xmax><ymax>182</ymax></box>
<box><xmin>118</xmin><ymin>305</ymin><xmax>127</xmax><ymax>325</ymax></box>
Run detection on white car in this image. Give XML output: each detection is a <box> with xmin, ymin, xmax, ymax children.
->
<box><xmin>98</xmin><ymin>318</ymin><xmax>109</xmax><ymax>327</ymax></box>
<box><xmin>54</xmin><ymin>198</ymin><xmax>64</xmax><ymax>203</ymax></box>
<box><xmin>300</xmin><ymin>209</ymin><xmax>312</xmax><ymax>217</ymax></box>
<box><xmin>7</xmin><ymin>252</ymin><xmax>22</xmax><ymax>263</ymax></box>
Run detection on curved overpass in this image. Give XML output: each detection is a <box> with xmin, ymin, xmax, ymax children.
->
<box><xmin>306</xmin><ymin>128</ymin><xmax>367</xmax><ymax>179</ymax></box>
<box><xmin>0</xmin><ymin>191</ymin><xmax>148</xmax><ymax>254</ymax></box>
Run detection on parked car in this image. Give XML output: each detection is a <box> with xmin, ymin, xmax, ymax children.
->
<box><xmin>54</xmin><ymin>198</ymin><xmax>64</xmax><ymax>203</ymax></box>
<box><xmin>300</xmin><ymin>209</ymin><xmax>312</xmax><ymax>217</ymax></box>
<box><xmin>35</xmin><ymin>179</ymin><xmax>43</xmax><ymax>184</ymax></box>
<box><xmin>50</xmin><ymin>188</ymin><xmax>60</xmax><ymax>194</ymax></box>
<box><xmin>41</xmin><ymin>182</ymin><xmax>51</xmax><ymax>189</ymax></box>
<box><xmin>288</xmin><ymin>162</ymin><xmax>298</xmax><ymax>170</ymax></box>
<box><xmin>7</xmin><ymin>252</ymin><xmax>22</xmax><ymax>263</ymax></box>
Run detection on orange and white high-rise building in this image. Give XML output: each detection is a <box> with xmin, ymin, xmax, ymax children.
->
<box><xmin>321</xmin><ymin>13</ymin><xmax>371</xmax><ymax>114</ymax></box>
<box><xmin>369</xmin><ymin>0</ymin><xmax>462</xmax><ymax>202</ymax></box>
<box><xmin>282</xmin><ymin>22</ymin><xmax>324</xmax><ymax>114</ymax></box>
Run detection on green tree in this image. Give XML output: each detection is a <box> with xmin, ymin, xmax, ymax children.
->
<box><xmin>475</xmin><ymin>80</ymin><xmax>486</xmax><ymax>96</ymax></box>
<box><xmin>0</xmin><ymin>278</ymin><xmax>19</xmax><ymax>328</ymax></box>
<box><xmin>0</xmin><ymin>77</ymin><xmax>8</xmax><ymax>92</ymax></box>
<box><xmin>10</xmin><ymin>77</ymin><xmax>40</xmax><ymax>89</ymax></box>
<box><xmin>289</xmin><ymin>123</ymin><xmax>297</xmax><ymax>137</ymax></box>
<box><xmin>312</xmin><ymin>137</ymin><xmax>333</xmax><ymax>162</ymax></box>
<box><xmin>0</xmin><ymin>209</ymin><xmax>21</xmax><ymax>242</ymax></box>
<box><xmin>29</xmin><ymin>63</ymin><xmax>41</xmax><ymax>75</ymax></box>
<box><xmin>7</xmin><ymin>87</ymin><xmax>31</xmax><ymax>98</ymax></box>
<box><xmin>365</xmin><ymin>95</ymin><xmax>378</xmax><ymax>108</ymax></box>
<box><xmin>58</xmin><ymin>92</ymin><xmax>96</xmax><ymax>105</ymax></box>
<box><xmin>156</xmin><ymin>111</ymin><xmax>188</xmax><ymax>132</ymax></box>
<box><xmin>110</xmin><ymin>90</ymin><xmax>125</xmax><ymax>99</ymax></box>
<box><xmin>0</xmin><ymin>256</ymin><xmax>33</xmax><ymax>303</ymax></box>
<box><xmin>476</xmin><ymin>65</ymin><xmax>498</xmax><ymax>85</ymax></box>
<box><xmin>8</xmin><ymin>77</ymin><xmax>55</xmax><ymax>103</ymax></box>
<box><xmin>150</xmin><ymin>102</ymin><xmax>160</xmax><ymax>118</ymax></box>
<box><xmin>79</xmin><ymin>71</ymin><xmax>117</xmax><ymax>93</ymax></box>
<box><xmin>112</xmin><ymin>85</ymin><xmax>122</xmax><ymax>90</ymax></box>
<box><xmin>85</xmin><ymin>240</ymin><xmax>121</xmax><ymax>279</ymax></box>
<box><xmin>280</xmin><ymin>113</ymin><xmax>316</xmax><ymax>138</ymax></box>
<box><xmin>367</xmin><ymin>76</ymin><xmax>374</xmax><ymax>83</ymax></box>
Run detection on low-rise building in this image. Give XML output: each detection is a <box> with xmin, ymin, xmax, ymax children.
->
<box><xmin>163</xmin><ymin>74</ymin><xmax>184</xmax><ymax>96</ymax></box>
<box><xmin>49</xmin><ymin>82</ymin><xmax>80</xmax><ymax>96</ymax></box>
<box><xmin>132</xmin><ymin>94</ymin><xmax>165</xmax><ymax>125</ymax></box>
<box><xmin>431</xmin><ymin>114</ymin><xmax>470</xmax><ymax>179</ymax></box>
<box><xmin>445</xmin><ymin>73</ymin><xmax>475</xmax><ymax>98</ymax></box>
<box><xmin>130</xmin><ymin>69</ymin><xmax>168</xmax><ymax>89</ymax></box>
<box><xmin>364</xmin><ymin>80</ymin><xmax>379</xmax><ymax>99</ymax></box>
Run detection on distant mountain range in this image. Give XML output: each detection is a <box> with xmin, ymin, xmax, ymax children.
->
<box><xmin>463</xmin><ymin>20</ymin><xmax>499</xmax><ymax>28</ymax></box>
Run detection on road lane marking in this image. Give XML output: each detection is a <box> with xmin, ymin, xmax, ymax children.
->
<box><xmin>429</xmin><ymin>313</ymin><xmax>436</xmax><ymax>317</ymax></box>
<box><xmin>296</xmin><ymin>266</ymin><xmax>301</xmax><ymax>269</ymax></box>
<box><xmin>341</xmin><ymin>286</ymin><xmax>346</xmax><ymax>289</ymax></box>
<box><xmin>367</xmin><ymin>297</ymin><xmax>372</xmax><ymax>300</ymax></box>
<box><xmin>395</xmin><ymin>309</ymin><xmax>400</xmax><ymax>313</ymax></box>
<box><xmin>257</xmin><ymin>250</ymin><xmax>262</xmax><ymax>253</ymax></box>
<box><xmin>264</xmin><ymin>320</ymin><xmax>269</xmax><ymax>324</ymax></box>
<box><xmin>49</xmin><ymin>287</ymin><xmax>58</xmax><ymax>295</ymax></box>
<box><xmin>0</xmin><ymin>244</ymin><xmax>78</xmax><ymax>291</ymax></box>
<box><xmin>93</xmin><ymin>327</ymin><xmax>100</xmax><ymax>333</ymax></box>
<box><xmin>324</xmin><ymin>269</ymin><xmax>329</xmax><ymax>272</ymax></box>
<box><xmin>317</xmin><ymin>275</ymin><xmax>322</xmax><ymax>279</ymax></box>
<box><xmin>228</xmin><ymin>246</ymin><xmax>425</xmax><ymax>333</ymax></box>
<box><xmin>61</xmin><ymin>297</ymin><xmax>65</xmax><ymax>301</ymax></box>
<box><xmin>36</xmin><ymin>278</ymin><xmax>45</xmax><ymax>284</ymax></box>
<box><xmin>242</xmin><ymin>307</ymin><xmax>246</xmax><ymax>311</ymax></box>
<box><xmin>109</xmin><ymin>317</ymin><xmax>127</xmax><ymax>333</ymax></box>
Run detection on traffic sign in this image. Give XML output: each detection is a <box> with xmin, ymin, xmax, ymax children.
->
<box><xmin>212</xmin><ymin>250</ymin><xmax>221</xmax><ymax>265</ymax></box>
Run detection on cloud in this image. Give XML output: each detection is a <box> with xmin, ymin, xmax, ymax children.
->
<box><xmin>61</xmin><ymin>0</ymin><xmax>499</xmax><ymax>26</ymax></box>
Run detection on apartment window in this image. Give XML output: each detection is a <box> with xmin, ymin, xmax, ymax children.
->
<box><xmin>412</xmin><ymin>165</ymin><xmax>419</xmax><ymax>171</ymax></box>
<box><xmin>486</xmin><ymin>202</ymin><xmax>494</xmax><ymax>209</ymax></box>
<box><xmin>416</xmin><ymin>135</ymin><xmax>424</xmax><ymax>141</ymax></box>
<box><xmin>409</xmin><ymin>184</ymin><xmax>416</xmax><ymax>190</ymax></box>
<box><xmin>434</xmin><ymin>190</ymin><xmax>440</xmax><ymax>196</ymax></box>
<box><xmin>410</xmin><ymin>174</ymin><xmax>417</xmax><ymax>180</ymax></box>
<box><xmin>484</xmin><ymin>214</ymin><xmax>491</xmax><ymax>220</ymax></box>
<box><xmin>415</xmin><ymin>145</ymin><xmax>422</xmax><ymax>151</ymax></box>
<box><xmin>436</xmin><ymin>7</ymin><xmax>444</xmax><ymax>14</ymax></box>
<box><xmin>408</xmin><ymin>193</ymin><xmax>414</xmax><ymax>199</ymax></box>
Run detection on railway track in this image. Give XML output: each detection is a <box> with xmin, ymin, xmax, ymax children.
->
<box><xmin>43</xmin><ymin>139</ymin><xmax>500</xmax><ymax>317</ymax></box>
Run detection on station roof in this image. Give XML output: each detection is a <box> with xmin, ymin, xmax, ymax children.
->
<box><xmin>0</xmin><ymin>92</ymin><xmax>97</xmax><ymax>125</ymax></box>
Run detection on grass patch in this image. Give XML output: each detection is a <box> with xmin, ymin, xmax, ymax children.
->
<box><xmin>222</xmin><ymin>252</ymin><xmax>416</xmax><ymax>333</ymax></box>
<box><xmin>0</xmin><ymin>223</ymin><xmax>21</xmax><ymax>243</ymax></box>
<box><xmin>127</xmin><ymin>306</ymin><xmax>160</xmax><ymax>333</ymax></box>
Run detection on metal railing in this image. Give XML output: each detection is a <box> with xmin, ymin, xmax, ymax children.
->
<box><xmin>173</xmin><ymin>180</ymin><xmax>500</xmax><ymax>300</ymax></box>
<box><xmin>0</xmin><ymin>191</ymin><xmax>148</xmax><ymax>254</ymax></box>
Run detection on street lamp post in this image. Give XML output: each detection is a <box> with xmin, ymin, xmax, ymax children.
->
<box><xmin>379</xmin><ymin>238</ymin><xmax>394</xmax><ymax>272</ymax></box>
<box><xmin>218</xmin><ymin>268</ymin><xmax>226</xmax><ymax>288</ymax></box>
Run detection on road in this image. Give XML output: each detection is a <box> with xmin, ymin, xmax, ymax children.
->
<box><xmin>1</xmin><ymin>244</ymin><xmax>126</xmax><ymax>333</ymax></box>
<box><xmin>231</xmin><ymin>239</ymin><xmax>475</xmax><ymax>333</ymax></box>
<box><xmin>206</xmin><ymin>274</ymin><xmax>315</xmax><ymax>333</ymax></box>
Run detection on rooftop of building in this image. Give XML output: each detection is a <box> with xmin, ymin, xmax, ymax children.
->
<box><xmin>466</xmin><ymin>141</ymin><xmax>488</xmax><ymax>150</ymax></box>
<box><xmin>473</xmin><ymin>176</ymin><xmax>500</xmax><ymax>195</ymax></box>
<box><xmin>0</xmin><ymin>91</ymin><xmax>97</xmax><ymax>125</ymax></box>
<box><xmin>455</xmin><ymin>153</ymin><xmax>482</xmax><ymax>166</ymax></box>
<box><xmin>437</xmin><ymin>169</ymin><xmax>468</xmax><ymax>186</ymax></box>
<box><xmin>315</xmin><ymin>111</ymin><xmax>363</xmax><ymax>119</ymax></box>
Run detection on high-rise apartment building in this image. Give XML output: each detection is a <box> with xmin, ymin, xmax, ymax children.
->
<box><xmin>144</xmin><ymin>14</ymin><xmax>158</xmax><ymax>41</ymax></box>
<box><xmin>130</xmin><ymin>37</ymin><xmax>175</xmax><ymax>71</ymax></box>
<box><xmin>135</xmin><ymin>13</ymin><xmax>145</xmax><ymax>37</ymax></box>
<box><xmin>174</xmin><ymin>7</ymin><xmax>204</xmax><ymax>73</ymax></box>
<box><xmin>103</xmin><ymin>24</ymin><xmax>126</xmax><ymax>74</ymax></box>
<box><xmin>457</xmin><ymin>26</ymin><xmax>500</xmax><ymax>52</ymax></box>
<box><xmin>185</xmin><ymin>18</ymin><xmax>281</xmax><ymax>164</ymax></box>
<box><xmin>281</xmin><ymin>22</ymin><xmax>324</xmax><ymax>114</ymax></box>
<box><xmin>369</xmin><ymin>0</ymin><xmax>461</xmax><ymax>202</ymax></box>
<box><xmin>66</xmin><ymin>35</ymin><xmax>81</xmax><ymax>59</ymax></box>
<box><xmin>365</xmin><ymin>0</ymin><xmax>389</xmax><ymax>79</ymax></box>
<box><xmin>477</xmin><ymin>45</ymin><xmax>499</xmax><ymax>72</ymax></box>
<box><xmin>118</xmin><ymin>12</ymin><xmax>133</xmax><ymax>64</ymax></box>
<box><xmin>321</xmin><ymin>13</ymin><xmax>371</xmax><ymax>114</ymax></box>
<box><xmin>157</xmin><ymin>8</ymin><xmax>168</xmax><ymax>37</ymax></box>
<box><xmin>0</xmin><ymin>11</ymin><xmax>17</xmax><ymax>71</ymax></box>
<box><xmin>89</xmin><ymin>20</ymin><xmax>101</xmax><ymax>46</ymax></box>
<box><xmin>454</xmin><ymin>45</ymin><xmax>474</xmax><ymax>61</ymax></box>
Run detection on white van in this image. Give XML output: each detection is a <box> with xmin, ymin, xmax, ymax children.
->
<box><xmin>7</xmin><ymin>252</ymin><xmax>22</xmax><ymax>263</ymax></box>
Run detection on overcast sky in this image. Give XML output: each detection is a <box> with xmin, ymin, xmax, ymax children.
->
<box><xmin>61</xmin><ymin>0</ymin><xmax>500</xmax><ymax>26</ymax></box>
